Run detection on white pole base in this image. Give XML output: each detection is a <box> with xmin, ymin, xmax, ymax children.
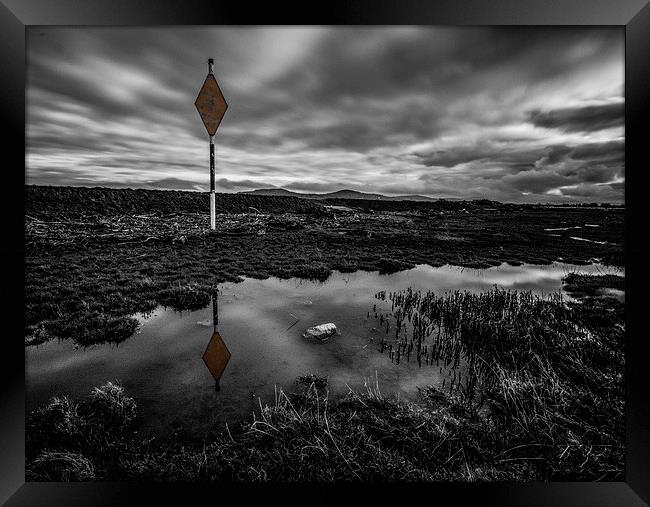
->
<box><xmin>210</xmin><ymin>191</ymin><xmax>216</xmax><ymax>230</ymax></box>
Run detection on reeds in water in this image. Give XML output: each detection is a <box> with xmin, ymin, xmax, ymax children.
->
<box><xmin>371</xmin><ymin>287</ymin><xmax>580</xmax><ymax>399</ymax></box>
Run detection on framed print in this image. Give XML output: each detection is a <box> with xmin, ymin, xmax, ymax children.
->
<box><xmin>2</xmin><ymin>0</ymin><xmax>649</xmax><ymax>505</ymax></box>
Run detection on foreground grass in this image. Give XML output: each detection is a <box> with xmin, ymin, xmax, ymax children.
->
<box><xmin>26</xmin><ymin>277</ymin><xmax>624</xmax><ymax>482</ymax></box>
<box><xmin>26</xmin><ymin>379</ymin><xmax>530</xmax><ymax>481</ymax></box>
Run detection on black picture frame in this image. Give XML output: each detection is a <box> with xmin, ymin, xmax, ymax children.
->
<box><xmin>2</xmin><ymin>1</ymin><xmax>649</xmax><ymax>504</ymax></box>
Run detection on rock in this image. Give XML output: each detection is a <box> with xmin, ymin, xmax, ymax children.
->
<box><xmin>303</xmin><ymin>323</ymin><xmax>337</xmax><ymax>341</ymax></box>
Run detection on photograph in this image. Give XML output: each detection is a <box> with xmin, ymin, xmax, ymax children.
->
<box><xmin>22</xmin><ymin>24</ymin><xmax>628</xmax><ymax>484</ymax></box>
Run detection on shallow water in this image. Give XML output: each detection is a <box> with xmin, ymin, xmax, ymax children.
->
<box><xmin>25</xmin><ymin>262</ymin><xmax>623</xmax><ymax>437</ymax></box>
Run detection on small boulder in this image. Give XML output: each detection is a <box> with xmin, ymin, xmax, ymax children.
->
<box><xmin>303</xmin><ymin>323</ymin><xmax>337</xmax><ymax>341</ymax></box>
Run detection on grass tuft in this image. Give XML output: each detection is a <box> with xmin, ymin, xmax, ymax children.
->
<box><xmin>28</xmin><ymin>451</ymin><xmax>96</xmax><ymax>481</ymax></box>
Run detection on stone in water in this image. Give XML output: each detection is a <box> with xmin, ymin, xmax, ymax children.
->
<box><xmin>303</xmin><ymin>323</ymin><xmax>337</xmax><ymax>341</ymax></box>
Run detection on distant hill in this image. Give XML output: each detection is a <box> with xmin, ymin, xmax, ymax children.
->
<box><xmin>240</xmin><ymin>188</ymin><xmax>301</xmax><ymax>198</ymax></box>
<box><xmin>241</xmin><ymin>188</ymin><xmax>448</xmax><ymax>202</ymax></box>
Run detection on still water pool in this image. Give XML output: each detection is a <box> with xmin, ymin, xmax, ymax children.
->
<box><xmin>25</xmin><ymin>262</ymin><xmax>623</xmax><ymax>437</ymax></box>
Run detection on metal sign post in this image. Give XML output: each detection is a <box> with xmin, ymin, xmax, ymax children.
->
<box><xmin>210</xmin><ymin>134</ymin><xmax>215</xmax><ymax>230</ymax></box>
<box><xmin>195</xmin><ymin>58</ymin><xmax>228</xmax><ymax>231</ymax></box>
<box><xmin>212</xmin><ymin>287</ymin><xmax>219</xmax><ymax>330</ymax></box>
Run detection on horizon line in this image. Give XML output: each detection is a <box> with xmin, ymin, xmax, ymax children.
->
<box><xmin>24</xmin><ymin>183</ymin><xmax>625</xmax><ymax>206</ymax></box>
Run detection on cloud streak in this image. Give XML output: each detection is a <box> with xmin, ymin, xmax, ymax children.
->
<box><xmin>26</xmin><ymin>26</ymin><xmax>624</xmax><ymax>202</ymax></box>
<box><xmin>527</xmin><ymin>103</ymin><xmax>624</xmax><ymax>132</ymax></box>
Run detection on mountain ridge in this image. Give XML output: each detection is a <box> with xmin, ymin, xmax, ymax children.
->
<box><xmin>240</xmin><ymin>188</ymin><xmax>457</xmax><ymax>202</ymax></box>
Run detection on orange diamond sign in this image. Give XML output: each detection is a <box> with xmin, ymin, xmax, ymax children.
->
<box><xmin>202</xmin><ymin>330</ymin><xmax>231</xmax><ymax>381</ymax></box>
<box><xmin>194</xmin><ymin>74</ymin><xmax>228</xmax><ymax>136</ymax></box>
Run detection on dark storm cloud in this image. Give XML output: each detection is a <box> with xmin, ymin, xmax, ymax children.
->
<box><xmin>572</xmin><ymin>140</ymin><xmax>624</xmax><ymax>162</ymax></box>
<box><xmin>414</xmin><ymin>144</ymin><xmax>543</xmax><ymax>170</ymax></box>
<box><xmin>536</xmin><ymin>145</ymin><xmax>574</xmax><ymax>166</ymax></box>
<box><xmin>282</xmin><ymin>105</ymin><xmax>444</xmax><ymax>152</ymax></box>
<box><xmin>269</xmin><ymin>27</ymin><xmax>620</xmax><ymax>106</ymax></box>
<box><xmin>534</xmin><ymin>141</ymin><xmax>624</xmax><ymax>168</ymax></box>
<box><xmin>527</xmin><ymin>103</ymin><xmax>624</xmax><ymax>132</ymax></box>
<box><xmin>27</xmin><ymin>26</ymin><xmax>624</xmax><ymax>202</ymax></box>
<box><xmin>412</xmin><ymin>137</ymin><xmax>624</xmax><ymax>202</ymax></box>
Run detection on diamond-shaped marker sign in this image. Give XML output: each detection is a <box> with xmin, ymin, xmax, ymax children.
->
<box><xmin>202</xmin><ymin>330</ymin><xmax>231</xmax><ymax>381</ymax></box>
<box><xmin>194</xmin><ymin>74</ymin><xmax>228</xmax><ymax>136</ymax></box>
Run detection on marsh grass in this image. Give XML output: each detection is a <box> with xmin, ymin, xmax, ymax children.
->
<box><xmin>26</xmin><ymin>275</ymin><xmax>624</xmax><ymax>482</ymax></box>
<box><xmin>26</xmin><ymin>382</ymin><xmax>137</xmax><ymax>480</ymax></box>
<box><xmin>156</xmin><ymin>283</ymin><xmax>212</xmax><ymax>312</ymax></box>
<box><xmin>563</xmin><ymin>273</ymin><xmax>625</xmax><ymax>298</ymax></box>
<box><xmin>36</xmin><ymin>313</ymin><xmax>140</xmax><ymax>347</ymax></box>
<box><xmin>372</xmin><ymin>279</ymin><xmax>624</xmax><ymax>480</ymax></box>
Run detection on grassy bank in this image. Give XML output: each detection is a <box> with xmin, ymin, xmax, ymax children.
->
<box><xmin>26</xmin><ymin>275</ymin><xmax>624</xmax><ymax>482</ymax></box>
<box><xmin>25</xmin><ymin>185</ymin><xmax>624</xmax><ymax>346</ymax></box>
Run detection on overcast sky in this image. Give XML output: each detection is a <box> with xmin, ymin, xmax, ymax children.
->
<box><xmin>26</xmin><ymin>27</ymin><xmax>624</xmax><ymax>203</ymax></box>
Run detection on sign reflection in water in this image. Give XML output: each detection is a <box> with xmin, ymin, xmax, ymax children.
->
<box><xmin>201</xmin><ymin>289</ymin><xmax>231</xmax><ymax>391</ymax></box>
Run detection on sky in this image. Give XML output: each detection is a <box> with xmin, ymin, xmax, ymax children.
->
<box><xmin>26</xmin><ymin>26</ymin><xmax>624</xmax><ymax>203</ymax></box>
